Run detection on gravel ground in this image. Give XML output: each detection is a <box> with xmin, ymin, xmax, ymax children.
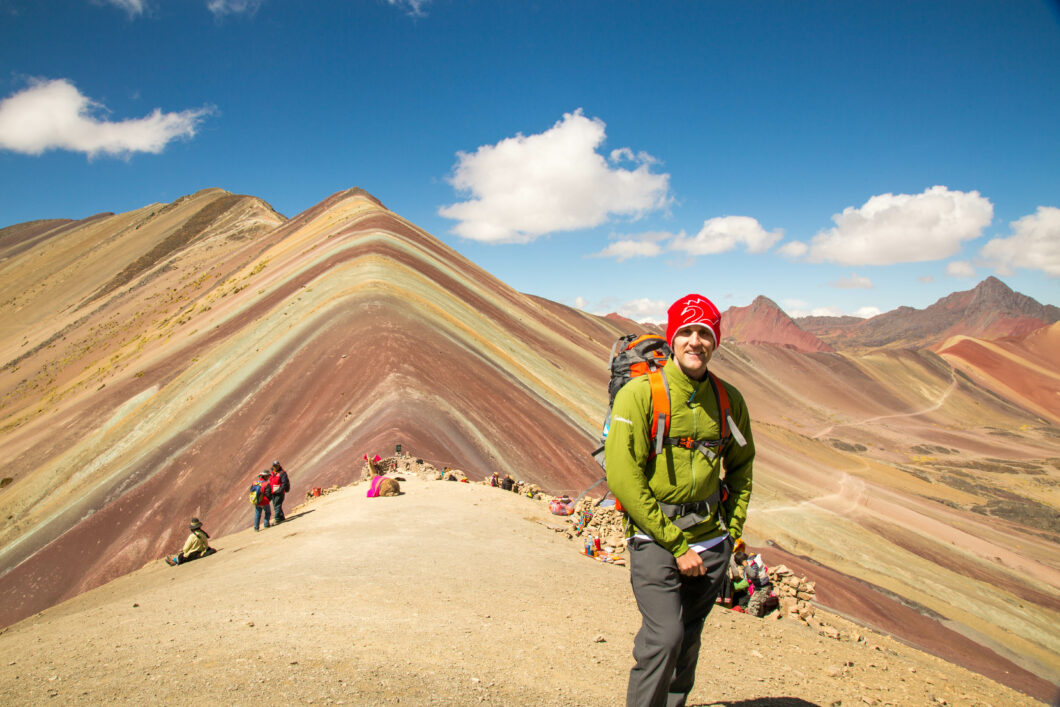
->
<box><xmin>0</xmin><ymin>477</ymin><xmax>1048</xmax><ymax>706</ymax></box>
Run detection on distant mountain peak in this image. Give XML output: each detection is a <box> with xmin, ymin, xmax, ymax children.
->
<box><xmin>723</xmin><ymin>298</ymin><xmax>833</xmax><ymax>353</ymax></box>
<box><xmin>799</xmin><ymin>277</ymin><xmax>1058</xmax><ymax>351</ymax></box>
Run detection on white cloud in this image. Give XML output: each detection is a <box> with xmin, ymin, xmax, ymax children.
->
<box><xmin>0</xmin><ymin>78</ymin><xmax>211</xmax><ymax>158</ymax></box>
<box><xmin>828</xmin><ymin>273</ymin><xmax>874</xmax><ymax>289</ymax></box>
<box><xmin>387</xmin><ymin>0</ymin><xmax>430</xmax><ymax>16</ymax></box>
<box><xmin>617</xmin><ymin>298</ymin><xmax>668</xmax><ymax>324</ymax></box>
<box><xmin>778</xmin><ymin>240</ymin><xmax>809</xmax><ymax>258</ymax></box>
<box><xmin>590</xmin><ymin>231</ymin><xmax>673</xmax><ymax>261</ymax></box>
<box><xmin>594</xmin><ymin>219</ymin><xmax>784</xmax><ymax>261</ymax></box>
<box><xmin>592</xmin><ymin>240</ymin><xmax>664</xmax><ymax>261</ymax></box>
<box><xmin>787</xmin><ymin>305</ymin><xmax>847</xmax><ymax>318</ymax></box>
<box><xmin>946</xmin><ymin>260</ymin><xmax>976</xmax><ymax>278</ymax></box>
<box><xmin>101</xmin><ymin>0</ymin><xmax>146</xmax><ymax>16</ymax></box>
<box><xmin>805</xmin><ymin>186</ymin><xmax>993</xmax><ymax>265</ymax></box>
<box><xmin>207</xmin><ymin>0</ymin><xmax>262</xmax><ymax>17</ymax></box>
<box><xmin>980</xmin><ymin>206</ymin><xmax>1060</xmax><ymax>277</ymax></box>
<box><xmin>669</xmin><ymin>216</ymin><xmax>782</xmax><ymax>256</ymax></box>
<box><xmin>439</xmin><ymin>109</ymin><xmax>671</xmax><ymax>243</ymax></box>
<box><xmin>918</xmin><ymin>275</ymin><xmax>935</xmax><ymax>284</ymax></box>
<box><xmin>786</xmin><ymin>303</ymin><xmax>879</xmax><ymax>319</ymax></box>
<box><xmin>570</xmin><ymin>296</ymin><xmax>666</xmax><ymax>323</ymax></box>
<box><xmin>610</xmin><ymin>147</ymin><xmax>658</xmax><ymax>165</ymax></box>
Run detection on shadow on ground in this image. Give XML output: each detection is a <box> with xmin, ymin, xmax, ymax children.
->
<box><xmin>693</xmin><ymin>698</ymin><xmax>821</xmax><ymax>707</ymax></box>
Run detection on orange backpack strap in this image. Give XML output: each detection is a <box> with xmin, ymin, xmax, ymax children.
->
<box><xmin>707</xmin><ymin>371</ymin><xmax>730</xmax><ymax>439</ymax></box>
<box><xmin>647</xmin><ymin>369</ymin><xmax>670</xmax><ymax>457</ymax></box>
<box><xmin>661</xmin><ymin>371</ymin><xmax>747</xmax><ymax>460</ymax></box>
<box><xmin>708</xmin><ymin>371</ymin><xmax>747</xmax><ymax>448</ymax></box>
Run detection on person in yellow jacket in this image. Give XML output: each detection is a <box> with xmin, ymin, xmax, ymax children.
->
<box><xmin>165</xmin><ymin>518</ymin><xmax>215</xmax><ymax>566</ymax></box>
<box><xmin>605</xmin><ymin>293</ymin><xmax>754</xmax><ymax>707</ymax></box>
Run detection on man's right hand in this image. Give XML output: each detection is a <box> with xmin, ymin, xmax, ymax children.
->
<box><xmin>676</xmin><ymin>548</ymin><xmax>705</xmax><ymax>576</ymax></box>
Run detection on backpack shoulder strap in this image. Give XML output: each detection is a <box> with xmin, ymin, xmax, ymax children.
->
<box><xmin>707</xmin><ymin>371</ymin><xmax>730</xmax><ymax>440</ymax></box>
<box><xmin>708</xmin><ymin>371</ymin><xmax>747</xmax><ymax>448</ymax></box>
<box><xmin>647</xmin><ymin>368</ymin><xmax>670</xmax><ymax>457</ymax></box>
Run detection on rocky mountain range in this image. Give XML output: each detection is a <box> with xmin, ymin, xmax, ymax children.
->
<box><xmin>0</xmin><ymin>188</ymin><xmax>1057</xmax><ymax>699</ymax></box>
<box><xmin>792</xmin><ymin>276</ymin><xmax>1060</xmax><ymax>351</ymax></box>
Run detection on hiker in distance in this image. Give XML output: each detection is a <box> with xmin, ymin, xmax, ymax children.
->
<box><xmin>269</xmin><ymin>460</ymin><xmax>291</xmax><ymax>524</ymax></box>
<box><xmin>605</xmin><ymin>293</ymin><xmax>754</xmax><ymax>707</ymax></box>
<box><xmin>250</xmin><ymin>470</ymin><xmax>272</xmax><ymax>531</ymax></box>
<box><xmin>165</xmin><ymin>517</ymin><xmax>215</xmax><ymax>566</ymax></box>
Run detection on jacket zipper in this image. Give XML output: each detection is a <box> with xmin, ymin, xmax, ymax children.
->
<box><xmin>689</xmin><ymin>384</ymin><xmax>699</xmax><ymax>498</ymax></box>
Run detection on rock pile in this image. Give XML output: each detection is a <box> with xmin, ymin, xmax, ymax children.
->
<box><xmin>299</xmin><ymin>485</ymin><xmax>340</xmax><ymax>504</ymax></box>
<box><xmin>358</xmin><ymin>453</ymin><xmax>469</xmax><ymax>483</ymax></box>
<box><xmin>535</xmin><ymin>495</ymin><xmax>629</xmax><ymax>566</ymax></box>
<box><xmin>769</xmin><ymin>564</ymin><xmax>817</xmax><ymax>624</ymax></box>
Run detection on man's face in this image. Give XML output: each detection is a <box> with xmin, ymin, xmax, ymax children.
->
<box><xmin>672</xmin><ymin>324</ymin><xmax>715</xmax><ymax>380</ymax></box>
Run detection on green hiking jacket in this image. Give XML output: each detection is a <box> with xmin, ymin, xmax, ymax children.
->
<box><xmin>604</xmin><ymin>358</ymin><xmax>754</xmax><ymax>558</ymax></box>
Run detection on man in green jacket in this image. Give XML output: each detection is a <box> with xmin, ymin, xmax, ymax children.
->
<box><xmin>605</xmin><ymin>293</ymin><xmax>754</xmax><ymax>707</ymax></box>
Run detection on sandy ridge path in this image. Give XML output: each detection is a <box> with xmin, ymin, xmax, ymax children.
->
<box><xmin>0</xmin><ymin>478</ymin><xmax>1045</xmax><ymax>706</ymax></box>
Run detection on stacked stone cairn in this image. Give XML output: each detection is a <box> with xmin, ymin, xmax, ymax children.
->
<box><xmin>358</xmin><ymin>454</ymin><xmax>469</xmax><ymax>482</ymax></box>
<box><xmin>536</xmin><ymin>495</ymin><xmax>628</xmax><ymax>566</ymax></box>
<box><xmin>768</xmin><ymin>564</ymin><xmax>817</xmax><ymax>623</ymax></box>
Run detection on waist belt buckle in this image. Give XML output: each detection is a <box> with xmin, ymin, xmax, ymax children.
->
<box><xmin>677</xmin><ymin>437</ymin><xmax>695</xmax><ymax>450</ymax></box>
<box><xmin>684</xmin><ymin>501</ymin><xmax>708</xmax><ymax>516</ymax></box>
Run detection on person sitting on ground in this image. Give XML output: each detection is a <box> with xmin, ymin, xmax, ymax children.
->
<box><xmin>730</xmin><ymin>551</ymin><xmax>750</xmax><ymax>611</ymax></box>
<box><xmin>165</xmin><ymin>518</ymin><xmax>215</xmax><ymax>566</ymax></box>
<box><xmin>250</xmin><ymin>470</ymin><xmax>272</xmax><ymax>531</ymax></box>
<box><xmin>269</xmin><ymin>460</ymin><xmax>290</xmax><ymax>524</ymax></box>
<box><xmin>500</xmin><ymin>474</ymin><xmax>514</xmax><ymax>491</ymax></box>
<box><xmin>489</xmin><ymin>471</ymin><xmax>500</xmax><ymax>487</ymax></box>
<box><xmin>745</xmin><ymin>553</ymin><xmax>776</xmax><ymax>617</ymax></box>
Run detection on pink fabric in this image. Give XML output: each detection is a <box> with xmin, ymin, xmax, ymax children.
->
<box><xmin>367</xmin><ymin>475</ymin><xmax>387</xmax><ymax>498</ymax></box>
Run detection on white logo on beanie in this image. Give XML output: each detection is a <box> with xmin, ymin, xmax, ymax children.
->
<box><xmin>680</xmin><ymin>297</ymin><xmax>717</xmax><ymax>325</ymax></box>
<box><xmin>667</xmin><ymin>294</ymin><xmax>721</xmax><ymax>348</ymax></box>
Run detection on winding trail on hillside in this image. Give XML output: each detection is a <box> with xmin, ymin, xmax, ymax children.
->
<box><xmin>812</xmin><ymin>368</ymin><xmax>958</xmax><ymax>440</ymax></box>
<box><xmin>758</xmin><ymin>470</ymin><xmax>868</xmax><ymax>517</ymax></box>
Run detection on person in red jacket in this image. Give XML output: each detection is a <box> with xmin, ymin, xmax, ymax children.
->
<box><xmin>268</xmin><ymin>461</ymin><xmax>290</xmax><ymax>524</ymax></box>
<box><xmin>250</xmin><ymin>470</ymin><xmax>272</xmax><ymax>531</ymax></box>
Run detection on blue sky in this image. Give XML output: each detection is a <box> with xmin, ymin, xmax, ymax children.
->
<box><xmin>1</xmin><ymin>1</ymin><xmax>1057</xmax><ymax>322</ymax></box>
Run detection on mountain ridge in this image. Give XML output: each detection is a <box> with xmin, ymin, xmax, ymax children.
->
<box><xmin>0</xmin><ymin>187</ymin><xmax>1057</xmax><ymax>696</ymax></box>
<box><xmin>793</xmin><ymin>276</ymin><xmax>1059</xmax><ymax>351</ymax></box>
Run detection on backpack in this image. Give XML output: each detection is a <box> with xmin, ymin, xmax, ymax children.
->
<box><xmin>280</xmin><ymin>471</ymin><xmax>290</xmax><ymax>493</ymax></box>
<box><xmin>581</xmin><ymin>332</ymin><xmax>746</xmax><ymax>505</ymax></box>
<box><xmin>249</xmin><ymin>482</ymin><xmax>266</xmax><ymax>505</ymax></box>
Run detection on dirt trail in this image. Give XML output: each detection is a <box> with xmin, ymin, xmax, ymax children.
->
<box><xmin>0</xmin><ymin>477</ymin><xmax>1049</xmax><ymax>706</ymax></box>
<box><xmin>812</xmin><ymin>370</ymin><xmax>958</xmax><ymax>439</ymax></box>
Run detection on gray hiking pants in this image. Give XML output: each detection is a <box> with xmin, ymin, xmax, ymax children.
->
<box><xmin>626</xmin><ymin>535</ymin><xmax>732</xmax><ymax>707</ymax></box>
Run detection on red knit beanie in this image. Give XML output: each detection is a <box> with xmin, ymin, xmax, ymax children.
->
<box><xmin>666</xmin><ymin>294</ymin><xmax>721</xmax><ymax>348</ymax></box>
